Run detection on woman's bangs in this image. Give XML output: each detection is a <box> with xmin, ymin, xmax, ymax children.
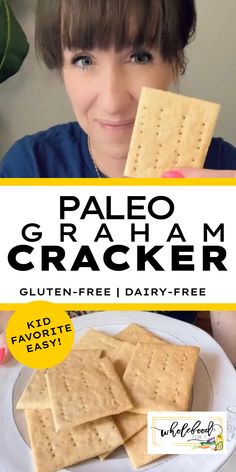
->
<box><xmin>61</xmin><ymin>0</ymin><xmax>162</xmax><ymax>52</ymax></box>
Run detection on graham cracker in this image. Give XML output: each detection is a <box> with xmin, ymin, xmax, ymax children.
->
<box><xmin>25</xmin><ymin>409</ymin><xmax>124</xmax><ymax>472</ymax></box>
<box><xmin>113</xmin><ymin>342</ymin><xmax>135</xmax><ymax>377</ymax></box>
<box><xmin>17</xmin><ymin>350</ymin><xmax>102</xmax><ymax>410</ymax></box>
<box><xmin>124</xmin><ymin>87</ymin><xmax>220</xmax><ymax>177</ymax></box>
<box><xmin>124</xmin><ymin>426</ymin><xmax>162</xmax><ymax>468</ymax></box>
<box><xmin>115</xmin><ymin>323</ymin><xmax>165</xmax><ymax>345</ymax></box>
<box><xmin>73</xmin><ymin>328</ymin><xmax>123</xmax><ymax>361</ymax></box>
<box><xmin>123</xmin><ymin>342</ymin><xmax>199</xmax><ymax>413</ymax></box>
<box><xmin>17</xmin><ymin>369</ymin><xmax>50</xmax><ymax>410</ymax></box>
<box><xmin>46</xmin><ymin>357</ymin><xmax>133</xmax><ymax>430</ymax></box>
<box><xmin>100</xmin><ymin>341</ymin><xmax>146</xmax><ymax>460</ymax></box>
<box><xmin>99</xmin><ymin>411</ymin><xmax>147</xmax><ymax>460</ymax></box>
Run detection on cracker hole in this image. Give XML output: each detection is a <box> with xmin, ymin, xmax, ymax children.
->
<box><xmin>183</xmin><ymin>115</ymin><xmax>186</xmax><ymax>119</ymax></box>
<box><xmin>197</xmin><ymin>146</ymin><xmax>200</xmax><ymax>150</ymax></box>
<box><xmin>202</xmin><ymin>122</ymin><xmax>206</xmax><ymax>126</ymax></box>
<box><xmin>160</xmin><ymin>108</ymin><xmax>164</xmax><ymax>112</ymax></box>
<box><xmin>138</xmin><ymin>145</ymin><xmax>142</xmax><ymax>149</ymax></box>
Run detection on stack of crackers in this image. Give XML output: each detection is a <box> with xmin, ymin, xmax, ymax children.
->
<box><xmin>17</xmin><ymin>324</ymin><xmax>199</xmax><ymax>472</ymax></box>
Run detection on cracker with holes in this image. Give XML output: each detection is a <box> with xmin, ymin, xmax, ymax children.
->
<box><xmin>100</xmin><ymin>341</ymin><xmax>146</xmax><ymax>460</ymax></box>
<box><xmin>122</xmin><ymin>342</ymin><xmax>199</xmax><ymax>413</ymax></box>
<box><xmin>17</xmin><ymin>350</ymin><xmax>102</xmax><ymax>410</ymax></box>
<box><xmin>46</xmin><ymin>356</ymin><xmax>133</xmax><ymax>430</ymax></box>
<box><xmin>115</xmin><ymin>323</ymin><xmax>165</xmax><ymax>345</ymax></box>
<box><xmin>73</xmin><ymin>328</ymin><xmax>123</xmax><ymax>362</ymax></box>
<box><xmin>124</xmin><ymin>87</ymin><xmax>220</xmax><ymax>177</ymax></box>
<box><xmin>25</xmin><ymin>409</ymin><xmax>124</xmax><ymax>472</ymax></box>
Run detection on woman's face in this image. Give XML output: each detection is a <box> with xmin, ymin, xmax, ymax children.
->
<box><xmin>63</xmin><ymin>47</ymin><xmax>175</xmax><ymax>160</ymax></box>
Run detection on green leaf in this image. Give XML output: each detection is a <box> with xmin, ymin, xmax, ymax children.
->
<box><xmin>0</xmin><ymin>0</ymin><xmax>29</xmax><ymax>83</ymax></box>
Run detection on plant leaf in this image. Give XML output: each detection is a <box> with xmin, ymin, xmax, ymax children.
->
<box><xmin>0</xmin><ymin>0</ymin><xmax>29</xmax><ymax>83</ymax></box>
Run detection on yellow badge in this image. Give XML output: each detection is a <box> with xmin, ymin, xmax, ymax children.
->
<box><xmin>6</xmin><ymin>301</ymin><xmax>74</xmax><ymax>368</ymax></box>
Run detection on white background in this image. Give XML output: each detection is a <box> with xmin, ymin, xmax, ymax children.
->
<box><xmin>0</xmin><ymin>184</ymin><xmax>235</xmax><ymax>304</ymax></box>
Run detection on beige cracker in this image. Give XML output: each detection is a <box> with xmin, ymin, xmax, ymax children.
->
<box><xmin>17</xmin><ymin>369</ymin><xmax>50</xmax><ymax>410</ymax></box>
<box><xmin>113</xmin><ymin>342</ymin><xmax>135</xmax><ymax>377</ymax></box>
<box><xmin>100</xmin><ymin>341</ymin><xmax>146</xmax><ymax>460</ymax></box>
<box><xmin>46</xmin><ymin>356</ymin><xmax>133</xmax><ymax>430</ymax></box>
<box><xmin>73</xmin><ymin>328</ymin><xmax>123</xmax><ymax>362</ymax></box>
<box><xmin>25</xmin><ymin>409</ymin><xmax>124</xmax><ymax>472</ymax></box>
<box><xmin>115</xmin><ymin>323</ymin><xmax>165</xmax><ymax>345</ymax></box>
<box><xmin>17</xmin><ymin>350</ymin><xmax>101</xmax><ymax>410</ymax></box>
<box><xmin>124</xmin><ymin>426</ymin><xmax>162</xmax><ymax>469</ymax></box>
<box><xmin>123</xmin><ymin>342</ymin><xmax>199</xmax><ymax>413</ymax></box>
<box><xmin>124</xmin><ymin>87</ymin><xmax>220</xmax><ymax>177</ymax></box>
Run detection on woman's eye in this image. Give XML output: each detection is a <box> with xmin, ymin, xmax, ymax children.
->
<box><xmin>130</xmin><ymin>51</ymin><xmax>153</xmax><ymax>64</ymax></box>
<box><xmin>72</xmin><ymin>55</ymin><xmax>93</xmax><ymax>69</ymax></box>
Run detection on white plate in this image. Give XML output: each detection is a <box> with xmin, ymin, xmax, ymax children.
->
<box><xmin>1</xmin><ymin>311</ymin><xmax>236</xmax><ymax>472</ymax></box>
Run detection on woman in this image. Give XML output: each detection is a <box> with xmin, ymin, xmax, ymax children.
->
<box><xmin>1</xmin><ymin>0</ymin><xmax>236</xmax><ymax>363</ymax></box>
<box><xmin>1</xmin><ymin>0</ymin><xmax>236</xmax><ymax>177</ymax></box>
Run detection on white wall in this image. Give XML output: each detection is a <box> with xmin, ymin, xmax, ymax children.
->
<box><xmin>1</xmin><ymin>0</ymin><xmax>236</xmax><ymax>158</ymax></box>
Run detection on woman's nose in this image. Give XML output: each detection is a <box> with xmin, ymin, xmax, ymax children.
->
<box><xmin>98</xmin><ymin>67</ymin><xmax>131</xmax><ymax>114</ymax></box>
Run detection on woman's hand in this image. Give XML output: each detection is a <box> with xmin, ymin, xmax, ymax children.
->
<box><xmin>162</xmin><ymin>168</ymin><xmax>236</xmax><ymax>178</ymax></box>
<box><xmin>0</xmin><ymin>331</ymin><xmax>12</xmax><ymax>364</ymax></box>
<box><xmin>0</xmin><ymin>311</ymin><xmax>14</xmax><ymax>365</ymax></box>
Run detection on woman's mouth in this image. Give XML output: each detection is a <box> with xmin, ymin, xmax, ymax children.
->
<box><xmin>97</xmin><ymin>119</ymin><xmax>134</xmax><ymax>132</ymax></box>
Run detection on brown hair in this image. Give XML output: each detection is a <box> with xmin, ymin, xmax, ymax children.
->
<box><xmin>35</xmin><ymin>0</ymin><xmax>196</xmax><ymax>74</ymax></box>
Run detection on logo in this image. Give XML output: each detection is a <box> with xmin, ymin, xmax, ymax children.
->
<box><xmin>148</xmin><ymin>411</ymin><xmax>226</xmax><ymax>454</ymax></box>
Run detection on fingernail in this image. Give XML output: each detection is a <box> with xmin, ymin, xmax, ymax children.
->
<box><xmin>0</xmin><ymin>347</ymin><xmax>6</xmax><ymax>363</ymax></box>
<box><xmin>161</xmin><ymin>171</ymin><xmax>185</xmax><ymax>178</ymax></box>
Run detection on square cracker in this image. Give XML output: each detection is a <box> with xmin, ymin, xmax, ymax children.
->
<box><xmin>123</xmin><ymin>343</ymin><xmax>199</xmax><ymax>413</ymax></box>
<box><xmin>115</xmin><ymin>323</ymin><xmax>165</xmax><ymax>345</ymax></box>
<box><xmin>124</xmin><ymin>87</ymin><xmax>220</xmax><ymax>177</ymax></box>
<box><xmin>17</xmin><ymin>350</ymin><xmax>101</xmax><ymax>410</ymax></box>
<box><xmin>46</xmin><ymin>357</ymin><xmax>133</xmax><ymax>430</ymax></box>
<box><xmin>100</xmin><ymin>341</ymin><xmax>146</xmax><ymax>460</ymax></box>
<box><xmin>124</xmin><ymin>426</ymin><xmax>162</xmax><ymax>469</ymax></box>
<box><xmin>73</xmin><ymin>328</ymin><xmax>123</xmax><ymax>361</ymax></box>
<box><xmin>25</xmin><ymin>409</ymin><xmax>124</xmax><ymax>472</ymax></box>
